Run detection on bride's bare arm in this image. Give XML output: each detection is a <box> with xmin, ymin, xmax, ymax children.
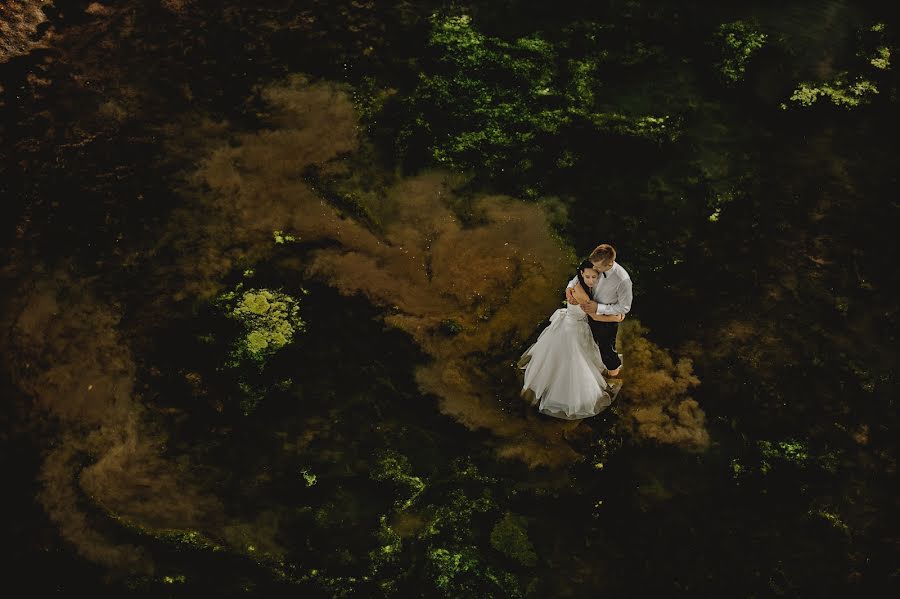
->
<box><xmin>570</xmin><ymin>284</ymin><xmax>623</xmax><ymax>320</ymax></box>
<box><xmin>570</xmin><ymin>285</ymin><xmax>591</xmax><ymax>305</ymax></box>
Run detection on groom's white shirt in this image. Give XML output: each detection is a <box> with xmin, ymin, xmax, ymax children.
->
<box><xmin>567</xmin><ymin>262</ymin><xmax>633</xmax><ymax>316</ymax></box>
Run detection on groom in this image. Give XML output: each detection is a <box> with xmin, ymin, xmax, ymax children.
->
<box><xmin>565</xmin><ymin>244</ymin><xmax>633</xmax><ymax>377</ymax></box>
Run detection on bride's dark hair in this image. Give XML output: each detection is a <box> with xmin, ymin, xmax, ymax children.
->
<box><xmin>575</xmin><ymin>259</ymin><xmax>595</xmax><ymax>297</ymax></box>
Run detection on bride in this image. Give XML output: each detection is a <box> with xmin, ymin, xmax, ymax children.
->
<box><xmin>519</xmin><ymin>260</ymin><xmax>624</xmax><ymax>420</ymax></box>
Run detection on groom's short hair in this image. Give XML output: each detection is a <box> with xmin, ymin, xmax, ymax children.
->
<box><xmin>589</xmin><ymin>244</ymin><xmax>616</xmax><ymax>266</ymax></box>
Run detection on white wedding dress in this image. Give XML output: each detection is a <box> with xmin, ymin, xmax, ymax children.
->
<box><xmin>519</xmin><ymin>301</ymin><xmax>615</xmax><ymax>420</ymax></box>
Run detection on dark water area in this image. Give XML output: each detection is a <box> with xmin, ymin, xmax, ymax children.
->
<box><xmin>2</xmin><ymin>0</ymin><xmax>898</xmax><ymax>596</ymax></box>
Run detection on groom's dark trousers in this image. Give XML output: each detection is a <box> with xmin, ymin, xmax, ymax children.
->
<box><xmin>588</xmin><ymin>320</ymin><xmax>622</xmax><ymax>371</ymax></box>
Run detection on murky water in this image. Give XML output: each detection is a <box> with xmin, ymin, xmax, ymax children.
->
<box><xmin>1</xmin><ymin>1</ymin><xmax>897</xmax><ymax>596</ymax></box>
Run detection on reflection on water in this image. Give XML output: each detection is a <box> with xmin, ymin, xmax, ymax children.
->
<box><xmin>1</xmin><ymin>0</ymin><xmax>897</xmax><ymax>595</ymax></box>
<box><xmin>760</xmin><ymin>0</ymin><xmax>860</xmax><ymax>77</ymax></box>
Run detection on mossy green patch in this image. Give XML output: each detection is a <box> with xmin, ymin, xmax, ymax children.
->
<box><xmin>371</xmin><ymin>450</ymin><xmax>426</xmax><ymax>511</ymax></box>
<box><xmin>789</xmin><ymin>75</ymin><xmax>878</xmax><ymax>108</ymax></box>
<box><xmin>713</xmin><ymin>21</ymin><xmax>767</xmax><ymax>84</ymax></box>
<box><xmin>396</xmin><ymin>12</ymin><xmax>675</xmax><ymax>192</ymax></box>
<box><xmin>489</xmin><ymin>512</ymin><xmax>537</xmax><ymax>566</ymax></box>
<box><xmin>215</xmin><ymin>284</ymin><xmax>305</xmax><ymax>367</ymax></box>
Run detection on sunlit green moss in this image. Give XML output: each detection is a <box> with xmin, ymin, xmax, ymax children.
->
<box><xmin>301</xmin><ymin>468</ymin><xmax>317</xmax><ymax>487</ymax></box>
<box><xmin>107</xmin><ymin>510</ymin><xmax>225</xmax><ymax>553</ymax></box>
<box><xmin>751</xmin><ymin>439</ymin><xmax>848</xmax><ymax>477</ymax></box>
<box><xmin>429</xmin><ymin>547</ymin><xmax>480</xmax><ymax>592</ymax></box>
<box><xmin>428</xmin><ymin>546</ymin><xmax>521</xmax><ymax>598</ymax></box>
<box><xmin>430</xmin><ymin>14</ymin><xmax>488</xmax><ymax>63</ymax></box>
<box><xmin>449</xmin><ymin>457</ymin><xmax>498</xmax><ymax>484</ymax></box>
<box><xmin>859</xmin><ymin>23</ymin><xmax>891</xmax><ymax>72</ymax></box>
<box><xmin>809</xmin><ymin>509</ymin><xmax>850</xmax><ymax>535</ymax></box>
<box><xmin>215</xmin><ymin>284</ymin><xmax>305</xmax><ymax>366</ymax></box>
<box><xmin>373</xmin><ymin>516</ymin><xmax>402</xmax><ymax>559</ymax></box>
<box><xmin>422</xmin><ymin>489</ymin><xmax>496</xmax><ymax>541</ymax></box>
<box><xmin>566</xmin><ymin>58</ymin><xmax>598</xmax><ymax>107</ymax></box>
<box><xmin>713</xmin><ymin>21</ymin><xmax>767</xmax><ymax>84</ymax></box>
<box><xmin>273</xmin><ymin>230</ymin><xmax>298</xmax><ymax>244</ymax></box>
<box><xmin>787</xmin><ymin>22</ymin><xmax>890</xmax><ymax>109</ymax></box>
<box><xmin>352</xmin><ymin>75</ymin><xmax>398</xmax><ymax>129</ymax></box>
<box><xmin>778</xmin><ymin>440</ymin><xmax>810</xmax><ymax>463</ymax></box>
<box><xmin>789</xmin><ymin>75</ymin><xmax>879</xmax><ymax>108</ymax></box>
<box><xmin>160</xmin><ymin>528</ymin><xmax>223</xmax><ymax>551</ymax></box>
<box><xmin>371</xmin><ymin>450</ymin><xmax>426</xmax><ymax>510</ymax></box>
<box><xmin>489</xmin><ymin>512</ymin><xmax>537</xmax><ymax>566</ymax></box>
<box><xmin>398</xmin><ymin>12</ymin><xmax>676</xmax><ymax>188</ymax></box>
<box><xmin>106</xmin><ymin>504</ymin><xmax>302</xmax><ymax>582</ymax></box>
<box><xmin>869</xmin><ymin>46</ymin><xmax>890</xmax><ymax>70</ymax></box>
<box><xmin>581</xmin><ymin>111</ymin><xmax>679</xmax><ymax>142</ymax></box>
<box><xmin>212</xmin><ymin>284</ymin><xmax>305</xmax><ymax>414</ymax></box>
<box><xmin>759</xmin><ymin>439</ymin><xmax>809</xmax><ymax>466</ymax></box>
<box><xmin>400</xmin><ymin>463</ymin><xmax>521</xmax><ymax>596</ymax></box>
<box><xmin>367</xmin><ymin>515</ymin><xmax>403</xmax><ymax>593</ymax></box>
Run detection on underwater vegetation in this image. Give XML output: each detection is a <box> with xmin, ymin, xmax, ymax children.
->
<box><xmin>215</xmin><ymin>284</ymin><xmax>305</xmax><ymax>369</ymax></box>
<box><xmin>712</xmin><ymin>21</ymin><xmax>768</xmax><ymax>85</ymax></box>
<box><xmin>1</xmin><ymin>0</ymin><xmax>897</xmax><ymax>596</ymax></box>
<box><xmin>785</xmin><ymin>23</ymin><xmax>892</xmax><ymax>109</ymax></box>
<box><xmin>394</xmin><ymin>13</ymin><xmax>677</xmax><ymax>195</ymax></box>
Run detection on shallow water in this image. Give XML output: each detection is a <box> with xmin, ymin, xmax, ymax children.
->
<box><xmin>1</xmin><ymin>1</ymin><xmax>897</xmax><ymax>596</ymax></box>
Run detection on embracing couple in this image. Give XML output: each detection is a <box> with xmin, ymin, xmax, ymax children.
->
<box><xmin>519</xmin><ymin>244</ymin><xmax>633</xmax><ymax>420</ymax></box>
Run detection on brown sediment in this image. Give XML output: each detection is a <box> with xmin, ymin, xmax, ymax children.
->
<box><xmin>170</xmin><ymin>74</ymin><xmax>708</xmax><ymax>464</ymax></box>
<box><xmin>614</xmin><ymin>320</ymin><xmax>709</xmax><ymax>451</ymax></box>
<box><xmin>0</xmin><ymin>1</ymin><xmax>52</xmax><ymax>64</ymax></box>
<box><xmin>0</xmin><ymin>72</ymin><xmax>709</xmax><ymax>575</ymax></box>
<box><xmin>162</xmin><ymin>75</ymin><xmax>580</xmax><ymax>467</ymax></box>
<box><xmin>3</xmin><ymin>271</ymin><xmax>225</xmax><ymax>573</ymax></box>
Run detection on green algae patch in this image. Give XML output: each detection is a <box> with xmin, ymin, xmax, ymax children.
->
<box><xmin>429</xmin><ymin>547</ymin><xmax>481</xmax><ymax>592</ymax></box>
<box><xmin>788</xmin><ymin>76</ymin><xmax>878</xmax><ymax>109</ymax></box>
<box><xmin>301</xmin><ymin>468</ymin><xmax>317</xmax><ymax>487</ymax></box>
<box><xmin>746</xmin><ymin>439</ymin><xmax>843</xmax><ymax>477</ymax></box>
<box><xmin>367</xmin><ymin>515</ymin><xmax>404</xmax><ymax>594</ymax></box>
<box><xmin>272</xmin><ymin>230</ymin><xmax>298</xmax><ymax>244</ymax></box>
<box><xmin>809</xmin><ymin>509</ymin><xmax>851</xmax><ymax>535</ymax></box>
<box><xmin>215</xmin><ymin>284</ymin><xmax>305</xmax><ymax>368</ymax></box>
<box><xmin>428</xmin><ymin>546</ymin><xmax>520</xmax><ymax>598</ymax></box>
<box><xmin>785</xmin><ymin>23</ymin><xmax>890</xmax><ymax>110</ymax></box>
<box><xmin>371</xmin><ymin>450</ymin><xmax>426</xmax><ymax>511</ymax></box>
<box><xmin>397</xmin><ymin>12</ymin><xmax>676</xmax><ymax>191</ymax></box>
<box><xmin>489</xmin><ymin>512</ymin><xmax>537</xmax><ymax>566</ymax></box>
<box><xmin>713</xmin><ymin>21</ymin><xmax>767</xmax><ymax>85</ymax></box>
<box><xmin>869</xmin><ymin>46</ymin><xmax>891</xmax><ymax>70</ymax></box>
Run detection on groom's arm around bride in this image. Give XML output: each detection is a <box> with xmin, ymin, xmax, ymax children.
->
<box><xmin>565</xmin><ymin>244</ymin><xmax>632</xmax><ymax>375</ymax></box>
